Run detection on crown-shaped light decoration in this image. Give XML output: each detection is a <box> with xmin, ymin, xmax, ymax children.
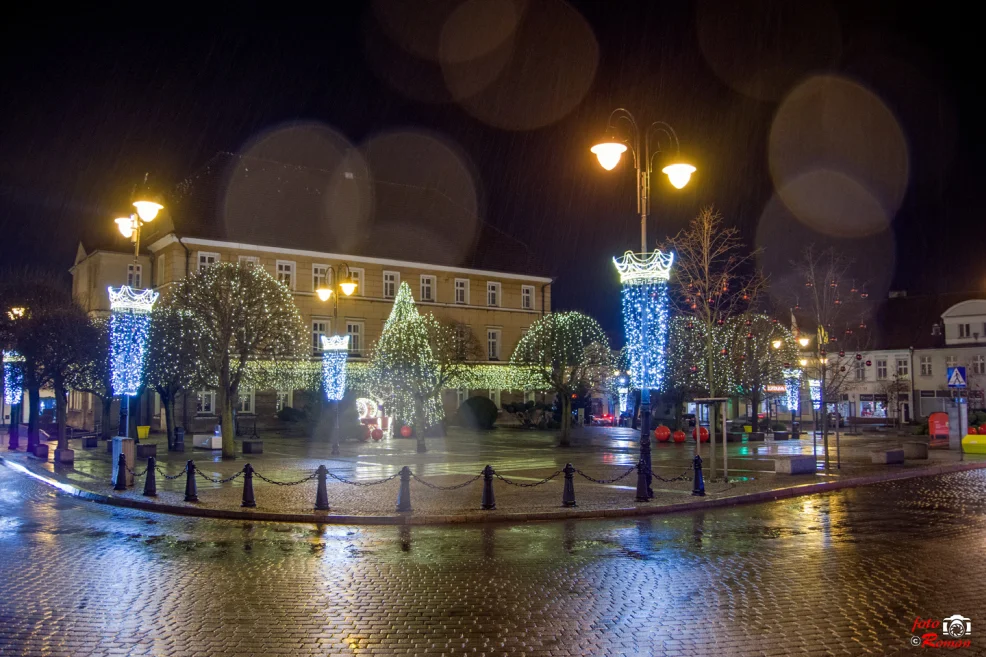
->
<box><xmin>320</xmin><ymin>335</ymin><xmax>350</xmax><ymax>352</ymax></box>
<box><xmin>613</xmin><ymin>250</ymin><xmax>674</xmax><ymax>284</ymax></box>
<box><xmin>108</xmin><ymin>285</ymin><xmax>160</xmax><ymax>313</ymax></box>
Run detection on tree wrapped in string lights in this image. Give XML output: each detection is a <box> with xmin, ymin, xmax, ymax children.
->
<box><xmin>145</xmin><ymin>306</ymin><xmax>203</xmax><ymax>449</ymax></box>
<box><xmin>510</xmin><ymin>312</ymin><xmax>610</xmax><ymax>446</ymax></box>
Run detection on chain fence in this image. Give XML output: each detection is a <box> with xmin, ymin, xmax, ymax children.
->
<box><xmin>409</xmin><ymin>472</ymin><xmax>482</xmax><ymax>490</ymax></box>
<box><xmin>494</xmin><ymin>470</ymin><xmax>564</xmax><ymax>487</ymax></box>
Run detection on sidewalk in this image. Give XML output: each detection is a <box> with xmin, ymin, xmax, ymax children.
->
<box><xmin>2</xmin><ymin>426</ymin><xmax>983</xmax><ymax>524</ymax></box>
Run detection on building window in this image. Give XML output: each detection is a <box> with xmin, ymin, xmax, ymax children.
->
<box><xmin>876</xmin><ymin>359</ymin><xmax>888</xmax><ymax>380</ymax></box>
<box><xmin>313</xmin><ymin>264</ymin><xmax>330</xmax><ymax>291</ymax></box>
<box><xmin>349</xmin><ymin>268</ymin><xmax>364</xmax><ymax>296</ymax></box>
<box><xmin>197</xmin><ymin>252</ymin><xmax>219</xmax><ymax>271</ymax></box>
<box><xmin>488</xmin><ymin>389</ymin><xmax>501</xmax><ymax>408</ymax></box>
<box><xmin>155</xmin><ymin>255</ymin><xmax>165</xmax><ymax>286</ymax></box>
<box><xmin>196</xmin><ymin>390</ymin><xmax>216</xmax><ymax>415</ymax></box>
<box><xmin>312</xmin><ymin>320</ymin><xmax>329</xmax><ymax>356</ymax></box>
<box><xmin>420</xmin><ymin>275</ymin><xmax>435</xmax><ymax>302</ymax></box>
<box><xmin>946</xmin><ymin>355</ymin><xmax>958</xmax><ymax>369</ymax></box>
<box><xmin>347</xmin><ymin>321</ymin><xmax>364</xmax><ymax>355</ymax></box>
<box><xmin>237</xmin><ymin>388</ymin><xmax>255</xmax><ymax>414</ymax></box>
<box><xmin>959</xmin><ymin>323</ymin><xmax>971</xmax><ymax>338</ymax></box>
<box><xmin>275</xmin><ymin>390</ymin><xmax>293</xmax><ymax>412</ymax></box>
<box><xmin>127</xmin><ymin>263</ymin><xmax>142</xmax><ymax>288</ymax></box>
<box><xmin>521</xmin><ymin>285</ymin><xmax>534</xmax><ymax>310</ymax></box>
<box><xmin>238</xmin><ymin>255</ymin><xmax>259</xmax><ymax>268</ymax></box>
<box><xmin>487</xmin><ymin>328</ymin><xmax>501</xmax><ymax>361</ymax></box>
<box><xmin>455</xmin><ymin>279</ymin><xmax>469</xmax><ymax>304</ymax></box>
<box><xmin>383</xmin><ymin>271</ymin><xmax>399</xmax><ymax>299</ymax></box>
<box><xmin>975</xmin><ymin>355</ymin><xmax>986</xmax><ymax>375</ymax></box>
<box><xmin>920</xmin><ymin>356</ymin><xmax>932</xmax><ymax>377</ymax></box>
<box><xmin>276</xmin><ymin>260</ymin><xmax>296</xmax><ymax>290</ymax></box>
<box><xmin>456</xmin><ymin>388</ymin><xmax>468</xmax><ymax>408</ymax></box>
<box><xmin>487</xmin><ymin>282</ymin><xmax>500</xmax><ymax>307</ymax></box>
<box><xmin>855</xmin><ymin>360</ymin><xmax>866</xmax><ymax>381</ymax></box>
<box><xmin>896</xmin><ymin>358</ymin><xmax>909</xmax><ymax>377</ymax></box>
<box><xmin>524</xmin><ymin>391</ymin><xmax>536</xmax><ymax>404</ymax></box>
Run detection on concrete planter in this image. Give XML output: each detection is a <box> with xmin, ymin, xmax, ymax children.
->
<box><xmin>53</xmin><ymin>448</ymin><xmax>75</xmax><ymax>464</ymax></box>
<box><xmin>748</xmin><ymin>432</ymin><xmax>766</xmax><ymax>442</ymax></box>
<box><xmin>135</xmin><ymin>443</ymin><xmax>157</xmax><ymax>459</ymax></box>
<box><xmin>773</xmin><ymin>431</ymin><xmax>790</xmax><ymax>441</ymax></box>
<box><xmin>903</xmin><ymin>441</ymin><xmax>929</xmax><ymax>459</ymax></box>
<box><xmin>33</xmin><ymin>444</ymin><xmax>49</xmax><ymax>459</ymax></box>
<box><xmin>81</xmin><ymin>436</ymin><xmax>98</xmax><ymax>449</ymax></box>
<box><xmin>242</xmin><ymin>439</ymin><xmax>264</xmax><ymax>454</ymax></box>
<box><xmin>726</xmin><ymin>432</ymin><xmax>744</xmax><ymax>443</ymax></box>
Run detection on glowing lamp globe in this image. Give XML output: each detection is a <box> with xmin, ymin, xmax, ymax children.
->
<box><xmin>591</xmin><ymin>141</ymin><xmax>627</xmax><ymax>171</ymax></box>
<box><xmin>798</xmin><ymin>337</ymin><xmax>811</xmax><ymax>347</ymax></box>
<box><xmin>662</xmin><ymin>162</ymin><xmax>696</xmax><ymax>189</ymax></box>
<box><xmin>132</xmin><ymin>200</ymin><xmax>163</xmax><ymax>222</ymax></box>
<box><xmin>316</xmin><ymin>287</ymin><xmax>332</xmax><ymax>302</ymax></box>
<box><xmin>340</xmin><ymin>276</ymin><xmax>357</xmax><ymax>296</ymax></box>
<box><xmin>772</xmin><ymin>339</ymin><xmax>782</xmax><ymax>349</ymax></box>
<box><xmin>115</xmin><ymin>217</ymin><xmax>134</xmax><ymax>238</ymax></box>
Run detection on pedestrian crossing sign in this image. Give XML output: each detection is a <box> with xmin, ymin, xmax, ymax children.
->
<box><xmin>947</xmin><ymin>366</ymin><xmax>967</xmax><ymax>388</ymax></box>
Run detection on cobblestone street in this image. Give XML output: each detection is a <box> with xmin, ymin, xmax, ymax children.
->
<box><xmin>2</xmin><ymin>460</ymin><xmax>985</xmax><ymax>655</ymax></box>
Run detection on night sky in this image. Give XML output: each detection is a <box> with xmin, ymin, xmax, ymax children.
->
<box><xmin>1</xmin><ymin>2</ymin><xmax>980</xmax><ymax>343</ymax></box>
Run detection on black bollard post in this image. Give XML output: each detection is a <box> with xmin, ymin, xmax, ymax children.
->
<box><xmin>635</xmin><ymin>459</ymin><xmax>650</xmax><ymax>502</ymax></box>
<box><xmin>480</xmin><ymin>465</ymin><xmax>496</xmax><ymax>510</ymax></box>
<box><xmin>241</xmin><ymin>463</ymin><xmax>256</xmax><ymax>508</ymax></box>
<box><xmin>692</xmin><ymin>454</ymin><xmax>706</xmax><ymax>497</ymax></box>
<box><xmin>184</xmin><ymin>460</ymin><xmax>198</xmax><ymax>502</ymax></box>
<box><xmin>562</xmin><ymin>463</ymin><xmax>576</xmax><ymax>508</ymax></box>
<box><xmin>396</xmin><ymin>466</ymin><xmax>412</xmax><ymax>513</ymax></box>
<box><xmin>314</xmin><ymin>465</ymin><xmax>330</xmax><ymax>511</ymax></box>
<box><xmin>143</xmin><ymin>456</ymin><xmax>157</xmax><ymax>497</ymax></box>
<box><xmin>114</xmin><ymin>453</ymin><xmax>128</xmax><ymax>491</ymax></box>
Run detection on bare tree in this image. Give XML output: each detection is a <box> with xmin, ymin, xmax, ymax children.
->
<box><xmin>145</xmin><ymin>305</ymin><xmax>203</xmax><ymax>449</ymax></box>
<box><xmin>725</xmin><ymin>314</ymin><xmax>798</xmax><ymax>432</ymax></box>
<box><xmin>423</xmin><ymin>317</ymin><xmax>482</xmax><ymax>429</ymax></box>
<box><xmin>71</xmin><ymin>318</ymin><xmax>114</xmax><ymax>439</ymax></box>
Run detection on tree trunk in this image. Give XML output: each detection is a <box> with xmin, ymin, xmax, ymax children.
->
<box><xmin>100</xmin><ymin>396</ymin><xmax>112</xmax><ymax>439</ymax></box>
<box><xmin>161</xmin><ymin>390</ymin><xmax>175</xmax><ymax>449</ymax></box>
<box><xmin>751</xmin><ymin>392</ymin><xmax>761</xmax><ymax>432</ymax></box>
<box><xmin>559</xmin><ymin>394</ymin><xmax>572</xmax><ymax>446</ymax></box>
<box><xmin>219</xmin><ymin>387</ymin><xmax>236</xmax><ymax>459</ymax></box>
<box><xmin>27</xmin><ymin>382</ymin><xmax>40</xmax><ymax>451</ymax></box>
<box><xmin>54</xmin><ymin>373</ymin><xmax>68</xmax><ymax>451</ymax></box>
<box><xmin>129</xmin><ymin>395</ymin><xmax>138</xmax><ymax>440</ymax></box>
<box><xmin>414</xmin><ymin>396</ymin><xmax>426</xmax><ymax>453</ymax></box>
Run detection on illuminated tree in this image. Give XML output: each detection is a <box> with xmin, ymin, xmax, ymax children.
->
<box><xmin>724</xmin><ymin>314</ymin><xmax>797</xmax><ymax>432</ymax></box>
<box><xmin>510</xmin><ymin>312</ymin><xmax>610</xmax><ymax>446</ymax></box>
<box><xmin>71</xmin><ymin>318</ymin><xmax>114</xmax><ymax>439</ymax></box>
<box><xmin>171</xmin><ymin>262</ymin><xmax>307</xmax><ymax>459</ymax></box>
<box><xmin>423</xmin><ymin>317</ymin><xmax>482</xmax><ymax>435</ymax></box>
<box><xmin>662</xmin><ymin>317</ymin><xmax>710</xmax><ymax>430</ymax></box>
<box><xmin>145</xmin><ymin>305</ymin><xmax>203</xmax><ymax>449</ymax></box>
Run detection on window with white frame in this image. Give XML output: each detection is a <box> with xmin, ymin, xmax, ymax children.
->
<box><xmin>855</xmin><ymin>360</ymin><xmax>866</xmax><ymax>381</ymax></box>
<box><xmin>237</xmin><ymin>388</ymin><xmax>255</xmax><ymax>414</ymax></box>
<box><xmin>456</xmin><ymin>388</ymin><xmax>468</xmax><ymax>408</ymax></box>
<box><xmin>383</xmin><ymin>271</ymin><xmax>399</xmax><ymax>298</ymax></box>
<box><xmin>975</xmin><ymin>355</ymin><xmax>986</xmax><ymax>375</ymax></box>
<box><xmin>488</xmin><ymin>389</ymin><xmax>501</xmax><ymax>407</ymax></box>
<box><xmin>524</xmin><ymin>391</ymin><xmax>536</xmax><ymax>404</ymax></box>
<box><xmin>347</xmin><ymin>321</ymin><xmax>364</xmax><ymax>355</ymax></box>
<box><xmin>946</xmin><ymin>355</ymin><xmax>958</xmax><ymax>369</ymax></box>
<box><xmin>487</xmin><ymin>328</ymin><xmax>501</xmax><ymax>360</ymax></box>
<box><xmin>276</xmin><ymin>260</ymin><xmax>296</xmax><ymax>289</ymax></box>
<box><xmin>312</xmin><ymin>264</ymin><xmax>330</xmax><ymax>291</ymax></box>
<box><xmin>155</xmin><ymin>255</ymin><xmax>165</xmax><ymax>286</ymax></box>
<box><xmin>486</xmin><ymin>282</ymin><xmax>500</xmax><ymax>307</ymax></box>
<box><xmin>349</xmin><ymin>268</ymin><xmax>364</xmax><ymax>296</ymax></box>
<box><xmin>275</xmin><ymin>390</ymin><xmax>293</xmax><ymax>412</ymax></box>
<box><xmin>455</xmin><ymin>279</ymin><xmax>468</xmax><ymax>304</ymax></box>
<box><xmin>127</xmin><ymin>263</ymin><xmax>142</xmax><ymax>288</ymax></box>
<box><xmin>312</xmin><ymin>320</ymin><xmax>329</xmax><ymax>356</ymax></box>
<box><xmin>420</xmin><ymin>275</ymin><xmax>435</xmax><ymax>302</ymax></box>
<box><xmin>896</xmin><ymin>358</ymin><xmax>909</xmax><ymax>377</ymax></box>
<box><xmin>238</xmin><ymin>255</ymin><xmax>259</xmax><ymax>268</ymax></box>
<box><xmin>920</xmin><ymin>356</ymin><xmax>933</xmax><ymax>377</ymax></box>
<box><xmin>197</xmin><ymin>252</ymin><xmax>219</xmax><ymax>271</ymax></box>
<box><xmin>521</xmin><ymin>285</ymin><xmax>534</xmax><ymax>310</ymax></box>
<box><xmin>876</xmin><ymin>359</ymin><xmax>888</xmax><ymax>380</ymax></box>
<box><xmin>959</xmin><ymin>323</ymin><xmax>972</xmax><ymax>338</ymax></box>
<box><xmin>196</xmin><ymin>390</ymin><xmax>216</xmax><ymax>415</ymax></box>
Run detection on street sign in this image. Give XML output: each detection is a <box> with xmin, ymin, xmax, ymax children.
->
<box><xmin>947</xmin><ymin>367</ymin><xmax>967</xmax><ymax>388</ymax></box>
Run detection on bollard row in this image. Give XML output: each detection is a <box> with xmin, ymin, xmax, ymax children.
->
<box><xmin>115</xmin><ymin>457</ymin><xmax>712</xmax><ymax>513</ymax></box>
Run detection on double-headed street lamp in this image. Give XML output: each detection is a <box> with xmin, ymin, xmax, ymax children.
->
<box><xmin>592</xmin><ymin>108</ymin><xmax>695</xmax><ymax>499</ymax></box>
<box><xmin>316</xmin><ymin>264</ymin><xmax>359</xmax><ymax>455</ymax></box>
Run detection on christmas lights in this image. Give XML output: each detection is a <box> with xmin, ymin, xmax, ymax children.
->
<box><xmin>109</xmin><ymin>285</ymin><xmax>159</xmax><ymax>396</ymax></box>
<box><xmin>614</xmin><ymin>250</ymin><xmax>673</xmax><ymax>390</ymax></box>
<box><xmin>809</xmin><ymin>379</ymin><xmax>821</xmax><ymax>410</ymax></box>
<box><xmin>613</xmin><ymin>250</ymin><xmax>674</xmax><ymax>284</ymax></box>
<box><xmin>3</xmin><ymin>351</ymin><xmax>24</xmax><ymax>405</ymax></box>
<box><xmin>783</xmin><ymin>368</ymin><xmax>801</xmax><ymax>413</ymax></box>
<box><xmin>320</xmin><ymin>335</ymin><xmax>349</xmax><ymax>401</ymax></box>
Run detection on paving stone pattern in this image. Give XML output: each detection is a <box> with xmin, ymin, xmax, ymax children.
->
<box><xmin>1</xmin><ymin>462</ymin><xmax>985</xmax><ymax>655</ymax></box>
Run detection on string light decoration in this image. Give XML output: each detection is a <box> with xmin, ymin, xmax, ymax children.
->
<box><xmin>3</xmin><ymin>351</ymin><xmax>24</xmax><ymax>405</ymax></box>
<box><xmin>320</xmin><ymin>335</ymin><xmax>349</xmax><ymax>401</ymax></box>
<box><xmin>108</xmin><ymin>285</ymin><xmax>159</xmax><ymax>396</ymax></box>
<box><xmin>783</xmin><ymin>368</ymin><xmax>801</xmax><ymax>413</ymax></box>
<box><xmin>613</xmin><ymin>250</ymin><xmax>673</xmax><ymax>390</ymax></box>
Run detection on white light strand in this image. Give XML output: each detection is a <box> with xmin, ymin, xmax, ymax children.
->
<box><xmin>613</xmin><ymin>250</ymin><xmax>674</xmax><ymax>284</ymax></box>
<box><xmin>108</xmin><ymin>285</ymin><xmax>160</xmax><ymax>312</ymax></box>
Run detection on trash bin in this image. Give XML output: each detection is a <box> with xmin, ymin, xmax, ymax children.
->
<box><xmin>137</xmin><ymin>425</ymin><xmax>150</xmax><ymax>440</ymax></box>
<box><xmin>173</xmin><ymin>427</ymin><xmax>185</xmax><ymax>452</ymax></box>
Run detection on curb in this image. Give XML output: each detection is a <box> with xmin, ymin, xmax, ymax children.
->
<box><xmin>2</xmin><ymin>453</ymin><xmax>985</xmax><ymax>526</ymax></box>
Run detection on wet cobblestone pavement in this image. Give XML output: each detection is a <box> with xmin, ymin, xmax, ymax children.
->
<box><xmin>2</xmin><ymin>462</ymin><xmax>985</xmax><ymax>655</ymax></box>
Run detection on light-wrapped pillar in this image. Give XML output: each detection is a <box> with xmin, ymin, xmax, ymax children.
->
<box><xmin>321</xmin><ymin>334</ymin><xmax>350</xmax><ymax>455</ymax></box>
<box><xmin>109</xmin><ymin>286</ymin><xmax>159</xmax><ymax>437</ymax></box>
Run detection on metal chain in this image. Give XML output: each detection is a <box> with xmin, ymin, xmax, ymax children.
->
<box><xmin>155</xmin><ymin>465</ymin><xmax>188</xmax><ymax>480</ymax></box>
<box><xmin>493</xmin><ymin>470</ymin><xmax>563</xmax><ymax>487</ymax></box>
<box><xmin>639</xmin><ymin>465</ymin><xmax>692</xmax><ymax>483</ymax></box>
<box><xmin>409</xmin><ymin>472</ymin><xmax>482</xmax><ymax>491</ymax></box>
<box><xmin>196</xmin><ymin>469</ymin><xmax>245</xmax><ymax>485</ymax></box>
<box><xmin>575</xmin><ymin>464</ymin><xmax>637</xmax><ymax>484</ymax></box>
<box><xmin>324</xmin><ymin>470</ymin><xmax>401</xmax><ymax>487</ymax></box>
<box><xmin>253</xmin><ymin>470</ymin><xmax>320</xmax><ymax>486</ymax></box>
<box><xmin>126</xmin><ymin>465</ymin><xmax>149</xmax><ymax>478</ymax></box>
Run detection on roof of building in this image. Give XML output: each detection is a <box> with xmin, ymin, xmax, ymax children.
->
<box><xmin>140</xmin><ymin>152</ymin><xmax>547</xmax><ymax>277</ymax></box>
<box><xmin>868</xmin><ymin>292</ymin><xmax>984</xmax><ymax>350</ymax></box>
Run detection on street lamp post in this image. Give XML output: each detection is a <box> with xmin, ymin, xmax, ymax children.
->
<box><xmin>316</xmin><ymin>264</ymin><xmax>358</xmax><ymax>455</ymax></box>
<box><xmin>593</xmin><ymin>108</ymin><xmax>695</xmax><ymax>499</ymax></box>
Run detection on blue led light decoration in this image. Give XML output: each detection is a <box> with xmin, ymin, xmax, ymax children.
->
<box><xmin>108</xmin><ymin>286</ymin><xmax>159</xmax><ymax>396</ymax></box>
<box><xmin>613</xmin><ymin>250</ymin><xmax>674</xmax><ymax>390</ymax></box>
<box><xmin>321</xmin><ymin>335</ymin><xmax>350</xmax><ymax>401</ymax></box>
<box><xmin>3</xmin><ymin>351</ymin><xmax>24</xmax><ymax>405</ymax></box>
<box><xmin>783</xmin><ymin>368</ymin><xmax>801</xmax><ymax>413</ymax></box>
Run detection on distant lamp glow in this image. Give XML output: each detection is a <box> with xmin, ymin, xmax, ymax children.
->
<box><xmin>115</xmin><ymin>217</ymin><xmax>134</xmax><ymax>239</ymax></box>
<box><xmin>798</xmin><ymin>336</ymin><xmax>811</xmax><ymax>347</ymax></box>
<box><xmin>7</xmin><ymin>307</ymin><xmax>25</xmax><ymax>321</ymax></box>
<box><xmin>799</xmin><ymin>358</ymin><xmax>809</xmax><ymax>367</ymax></box>
<box><xmin>662</xmin><ymin>162</ymin><xmax>696</xmax><ymax>189</ymax></box>
<box><xmin>591</xmin><ymin>142</ymin><xmax>627</xmax><ymax>171</ymax></box>
<box><xmin>132</xmin><ymin>200</ymin><xmax>163</xmax><ymax>222</ymax></box>
<box><xmin>772</xmin><ymin>339</ymin><xmax>782</xmax><ymax>349</ymax></box>
<box><xmin>316</xmin><ymin>287</ymin><xmax>332</xmax><ymax>302</ymax></box>
<box><xmin>340</xmin><ymin>276</ymin><xmax>357</xmax><ymax>296</ymax></box>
